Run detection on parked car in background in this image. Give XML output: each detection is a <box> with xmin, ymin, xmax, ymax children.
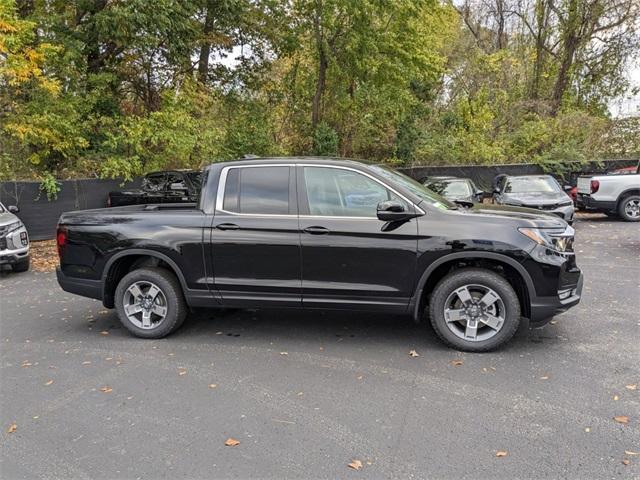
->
<box><xmin>0</xmin><ymin>202</ymin><xmax>30</xmax><ymax>272</ymax></box>
<box><xmin>107</xmin><ymin>170</ymin><xmax>202</xmax><ymax>207</ymax></box>
<box><xmin>57</xmin><ymin>158</ymin><xmax>583</xmax><ymax>352</ymax></box>
<box><xmin>576</xmin><ymin>162</ymin><xmax>640</xmax><ymax>221</ymax></box>
<box><xmin>423</xmin><ymin>177</ymin><xmax>484</xmax><ymax>204</ymax></box>
<box><xmin>493</xmin><ymin>175</ymin><xmax>575</xmax><ymax>224</ymax></box>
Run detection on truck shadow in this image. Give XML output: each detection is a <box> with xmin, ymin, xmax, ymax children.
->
<box><xmin>166</xmin><ymin>307</ymin><xmax>559</xmax><ymax>353</ymax></box>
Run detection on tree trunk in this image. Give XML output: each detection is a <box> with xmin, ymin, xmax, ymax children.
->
<box><xmin>551</xmin><ymin>34</ymin><xmax>579</xmax><ymax>115</ymax></box>
<box><xmin>530</xmin><ymin>0</ymin><xmax>548</xmax><ymax>100</ymax></box>
<box><xmin>311</xmin><ymin>0</ymin><xmax>326</xmax><ymax>129</ymax></box>
<box><xmin>198</xmin><ymin>0</ymin><xmax>216</xmax><ymax>83</ymax></box>
<box><xmin>551</xmin><ymin>0</ymin><xmax>580</xmax><ymax>115</ymax></box>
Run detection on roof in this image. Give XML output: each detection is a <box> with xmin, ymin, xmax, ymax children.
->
<box><xmin>204</xmin><ymin>156</ymin><xmax>375</xmax><ymax>171</ymax></box>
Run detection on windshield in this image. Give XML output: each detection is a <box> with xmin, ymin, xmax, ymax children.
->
<box><xmin>427</xmin><ymin>180</ymin><xmax>471</xmax><ymax>197</ymax></box>
<box><xmin>504</xmin><ymin>176</ymin><xmax>560</xmax><ymax>193</ymax></box>
<box><xmin>368</xmin><ymin>165</ymin><xmax>456</xmax><ymax>210</ymax></box>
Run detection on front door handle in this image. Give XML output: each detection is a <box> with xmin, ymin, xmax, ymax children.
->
<box><xmin>303</xmin><ymin>226</ymin><xmax>330</xmax><ymax>235</ymax></box>
<box><xmin>216</xmin><ymin>223</ymin><xmax>240</xmax><ymax>231</ymax></box>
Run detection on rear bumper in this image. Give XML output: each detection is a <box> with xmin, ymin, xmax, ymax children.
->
<box><xmin>529</xmin><ymin>272</ymin><xmax>584</xmax><ymax>326</ymax></box>
<box><xmin>56</xmin><ymin>267</ymin><xmax>103</xmax><ymax>301</ymax></box>
<box><xmin>576</xmin><ymin>194</ymin><xmax>616</xmax><ymax>211</ymax></box>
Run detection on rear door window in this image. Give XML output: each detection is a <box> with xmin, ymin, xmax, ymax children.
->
<box><xmin>222</xmin><ymin>166</ymin><xmax>291</xmax><ymax>215</ymax></box>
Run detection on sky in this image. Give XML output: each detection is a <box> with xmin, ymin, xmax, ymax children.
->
<box><xmin>609</xmin><ymin>62</ymin><xmax>640</xmax><ymax>118</ymax></box>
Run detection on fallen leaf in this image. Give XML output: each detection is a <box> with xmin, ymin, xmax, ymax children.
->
<box><xmin>540</xmin><ymin>376</ymin><xmax>549</xmax><ymax>380</ymax></box>
<box><xmin>21</xmin><ymin>362</ymin><xmax>32</xmax><ymax>367</ymax></box>
<box><xmin>495</xmin><ymin>451</ymin><xmax>508</xmax><ymax>457</ymax></box>
<box><xmin>280</xmin><ymin>352</ymin><xmax>288</xmax><ymax>356</ymax></box>
<box><xmin>409</xmin><ymin>350</ymin><xmax>419</xmax><ymax>357</ymax></box>
<box><xmin>178</xmin><ymin>369</ymin><xmax>187</xmax><ymax>376</ymax></box>
<box><xmin>614</xmin><ymin>416</ymin><xmax>629</xmax><ymax>424</ymax></box>
<box><xmin>99</xmin><ymin>386</ymin><xmax>113</xmax><ymax>393</ymax></box>
<box><xmin>7</xmin><ymin>424</ymin><xmax>17</xmax><ymax>434</ymax></box>
<box><xmin>584</xmin><ymin>427</ymin><xmax>591</xmax><ymax>433</ymax></box>
<box><xmin>622</xmin><ymin>459</ymin><xmax>630</xmax><ymax>466</ymax></box>
<box><xmin>451</xmin><ymin>360</ymin><xmax>463</xmax><ymax>367</ymax></box>
<box><xmin>208</xmin><ymin>384</ymin><xmax>217</xmax><ymax>389</ymax></box>
<box><xmin>613</xmin><ymin>395</ymin><xmax>619</xmax><ymax>401</ymax></box>
<box><xmin>82</xmin><ymin>361</ymin><xmax>91</xmax><ymax>365</ymax></box>
<box><xmin>626</xmin><ymin>384</ymin><xmax>637</xmax><ymax>391</ymax></box>
<box><xmin>348</xmin><ymin>459</ymin><xmax>363</xmax><ymax>470</ymax></box>
<box><xmin>225</xmin><ymin>438</ymin><xmax>240</xmax><ymax>446</ymax></box>
<box><xmin>44</xmin><ymin>380</ymin><xmax>54</xmax><ymax>386</ymax></box>
<box><xmin>625</xmin><ymin>451</ymin><xmax>639</xmax><ymax>456</ymax></box>
<box><xmin>100</xmin><ymin>331</ymin><xmax>109</xmax><ymax>335</ymax></box>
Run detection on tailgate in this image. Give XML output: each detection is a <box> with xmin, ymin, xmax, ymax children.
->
<box><xmin>577</xmin><ymin>177</ymin><xmax>591</xmax><ymax>194</ymax></box>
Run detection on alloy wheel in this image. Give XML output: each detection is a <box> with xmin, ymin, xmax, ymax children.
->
<box><xmin>122</xmin><ymin>281</ymin><xmax>168</xmax><ymax>329</ymax></box>
<box><xmin>443</xmin><ymin>284</ymin><xmax>506</xmax><ymax>342</ymax></box>
<box><xmin>624</xmin><ymin>199</ymin><xmax>640</xmax><ymax>218</ymax></box>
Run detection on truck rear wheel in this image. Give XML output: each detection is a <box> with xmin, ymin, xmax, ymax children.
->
<box><xmin>428</xmin><ymin>268</ymin><xmax>520</xmax><ymax>352</ymax></box>
<box><xmin>115</xmin><ymin>267</ymin><xmax>187</xmax><ymax>338</ymax></box>
<box><xmin>618</xmin><ymin>195</ymin><xmax>640</xmax><ymax>222</ymax></box>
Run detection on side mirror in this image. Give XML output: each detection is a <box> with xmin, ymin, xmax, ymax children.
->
<box><xmin>377</xmin><ymin>201</ymin><xmax>415</xmax><ymax>222</ymax></box>
<box><xmin>8</xmin><ymin>205</ymin><xmax>19</xmax><ymax>213</ymax></box>
<box><xmin>169</xmin><ymin>182</ymin><xmax>187</xmax><ymax>191</ymax></box>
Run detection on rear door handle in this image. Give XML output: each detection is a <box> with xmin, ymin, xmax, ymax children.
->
<box><xmin>216</xmin><ymin>223</ymin><xmax>240</xmax><ymax>231</ymax></box>
<box><xmin>303</xmin><ymin>226</ymin><xmax>330</xmax><ymax>235</ymax></box>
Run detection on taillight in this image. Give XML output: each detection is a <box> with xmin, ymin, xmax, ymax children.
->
<box><xmin>590</xmin><ymin>180</ymin><xmax>600</xmax><ymax>194</ymax></box>
<box><xmin>56</xmin><ymin>226</ymin><xmax>67</xmax><ymax>257</ymax></box>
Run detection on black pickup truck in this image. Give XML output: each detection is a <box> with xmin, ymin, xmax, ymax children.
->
<box><xmin>57</xmin><ymin>158</ymin><xmax>583</xmax><ymax>352</ymax></box>
<box><xmin>107</xmin><ymin>170</ymin><xmax>202</xmax><ymax>207</ymax></box>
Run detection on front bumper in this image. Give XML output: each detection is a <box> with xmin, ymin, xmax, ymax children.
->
<box><xmin>526</xmin><ymin>204</ymin><xmax>575</xmax><ymax>223</ymax></box>
<box><xmin>0</xmin><ymin>250</ymin><xmax>29</xmax><ymax>266</ymax></box>
<box><xmin>529</xmin><ymin>272</ymin><xmax>584</xmax><ymax>326</ymax></box>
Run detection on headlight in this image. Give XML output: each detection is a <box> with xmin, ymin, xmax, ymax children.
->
<box><xmin>558</xmin><ymin>200</ymin><xmax>573</xmax><ymax>207</ymax></box>
<box><xmin>5</xmin><ymin>220</ymin><xmax>23</xmax><ymax>233</ymax></box>
<box><xmin>504</xmin><ymin>201</ymin><xmax>523</xmax><ymax>207</ymax></box>
<box><xmin>518</xmin><ymin>227</ymin><xmax>574</xmax><ymax>252</ymax></box>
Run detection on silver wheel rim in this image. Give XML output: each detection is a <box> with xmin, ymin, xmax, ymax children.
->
<box><xmin>123</xmin><ymin>281</ymin><xmax>168</xmax><ymax>329</ymax></box>
<box><xmin>444</xmin><ymin>284</ymin><xmax>506</xmax><ymax>342</ymax></box>
<box><xmin>624</xmin><ymin>199</ymin><xmax>640</xmax><ymax>218</ymax></box>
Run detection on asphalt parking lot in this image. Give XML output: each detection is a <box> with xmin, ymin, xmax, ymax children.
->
<box><xmin>1</xmin><ymin>213</ymin><xmax>638</xmax><ymax>479</ymax></box>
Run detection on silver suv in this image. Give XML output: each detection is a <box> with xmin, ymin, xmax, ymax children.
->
<box><xmin>0</xmin><ymin>202</ymin><xmax>30</xmax><ymax>272</ymax></box>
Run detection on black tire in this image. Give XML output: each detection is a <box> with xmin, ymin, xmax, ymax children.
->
<box><xmin>12</xmin><ymin>257</ymin><xmax>30</xmax><ymax>273</ymax></box>
<box><xmin>429</xmin><ymin>268</ymin><xmax>521</xmax><ymax>352</ymax></box>
<box><xmin>617</xmin><ymin>195</ymin><xmax>640</xmax><ymax>222</ymax></box>
<box><xmin>115</xmin><ymin>267</ymin><xmax>187</xmax><ymax>339</ymax></box>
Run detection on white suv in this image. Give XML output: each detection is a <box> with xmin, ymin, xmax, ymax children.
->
<box><xmin>0</xmin><ymin>202</ymin><xmax>30</xmax><ymax>272</ymax></box>
<box><xmin>576</xmin><ymin>163</ymin><xmax>640</xmax><ymax>222</ymax></box>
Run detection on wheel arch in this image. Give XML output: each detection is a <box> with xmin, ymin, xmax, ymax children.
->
<box><xmin>102</xmin><ymin>249</ymin><xmax>188</xmax><ymax>308</ymax></box>
<box><xmin>616</xmin><ymin>188</ymin><xmax>640</xmax><ymax>207</ymax></box>
<box><xmin>412</xmin><ymin>252</ymin><xmax>535</xmax><ymax>322</ymax></box>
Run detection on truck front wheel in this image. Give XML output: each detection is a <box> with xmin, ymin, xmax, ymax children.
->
<box><xmin>428</xmin><ymin>268</ymin><xmax>521</xmax><ymax>352</ymax></box>
<box><xmin>115</xmin><ymin>267</ymin><xmax>187</xmax><ymax>339</ymax></box>
<box><xmin>618</xmin><ymin>195</ymin><xmax>640</xmax><ymax>222</ymax></box>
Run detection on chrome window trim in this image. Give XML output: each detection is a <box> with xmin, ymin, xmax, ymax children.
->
<box><xmin>215</xmin><ymin>163</ymin><xmax>425</xmax><ymax>218</ymax></box>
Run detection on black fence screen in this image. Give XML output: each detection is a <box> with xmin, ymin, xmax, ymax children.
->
<box><xmin>0</xmin><ymin>178</ymin><xmax>141</xmax><ymax>241</ymax></box>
